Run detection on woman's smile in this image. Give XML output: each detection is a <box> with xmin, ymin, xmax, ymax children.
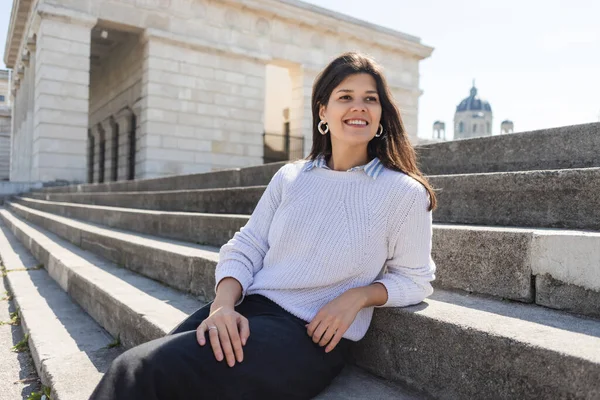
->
<box><xmin>344</xmin><ymin>119</ymin><xmax>369</xmax><ymax>127</ymax></box>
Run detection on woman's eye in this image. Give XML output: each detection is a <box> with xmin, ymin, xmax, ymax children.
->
<box><xmin>339</xmin><ymin>95</ymin><xmax>378</xmax><ymax>101</ymax></box>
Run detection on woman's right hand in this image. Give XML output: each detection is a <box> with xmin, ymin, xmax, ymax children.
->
<box><xmin>197</xmin><ymin>304</ymin><xmax>250</xmax><ymax>368</ymax></box>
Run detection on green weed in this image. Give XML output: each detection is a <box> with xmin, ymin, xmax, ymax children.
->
<box><xmin>12</xmin><ymin>333</ymin><xmax>29</xmax><ymax>352</ymax></box>
<box><xmin>27</xmin><ymin>385</ymin><xmax>52</xmax><ymax>400</ymax></box>
<box><xmin>8</xmin><ymin>309</ymin><xmax>20</xmax><ymax>325</ymax></box>
<box><xmin>107</xmin><ymin>334</ymin><xmax>121</xmax><ymax>349</ymax></box>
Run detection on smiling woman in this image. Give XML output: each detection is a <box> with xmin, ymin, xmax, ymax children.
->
<box><xmin>89</xmin><ymin>51</ymin><xmax>437</xmax><ymax>400</ymax></box>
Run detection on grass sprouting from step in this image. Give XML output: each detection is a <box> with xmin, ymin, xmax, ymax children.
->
<box><xmin>9</xmin><ymin>309</ymin><xmax>20</xmax><ymax>325</ymax></box>
<box><xmin>107</xmin><ymin>333</ymin><xmax>121</xmax><ymax>349</ymax></box>
<box><xmin>0</xmin><ymin>309</ymin><xmax>20</xmax><ymax>326</ymax></box>
<box><xmin>12</xmin><ymin>332</ymin><xmax>30</xmax><ymax>352</ymax></box>
<box><xmin>27</xmin><ymin>385</ymin><xmax>52</xmax><ymax>400</ymax></box>
<box><xmin>1</xmin><ymin>289</ymin><xmax>13</xmax><ymax>301</ymax></box>
<box><xmin>3</xmin><ymin>264</ymin><xmax>44</xmax><ymax>273</ymax></box>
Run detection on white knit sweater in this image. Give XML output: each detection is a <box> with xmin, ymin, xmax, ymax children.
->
<box><xmin>214</xmin><ymin>158</ymin><xmax>436</xmax><ymax>341</ymax></box>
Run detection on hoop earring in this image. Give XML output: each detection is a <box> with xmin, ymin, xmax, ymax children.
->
<box><xmin>375</xmin><ymin>124</ymin><xmax>384</xmax><ymax>137</ymax></box>
<box><xmin>318</xmin><ymin>120</ymin><xmax>329</xmax><ymax>135</ymax></box>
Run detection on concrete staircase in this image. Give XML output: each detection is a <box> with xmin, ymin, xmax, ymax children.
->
<box><xmin>1</xmin><ymin>122</ymin><xmax>600</xmax><ymax>399</ymax></box>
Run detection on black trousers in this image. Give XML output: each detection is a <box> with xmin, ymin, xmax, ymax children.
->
<box><xmin>89</xmin><ymin>294</ymin><xmax>352</xmax><ymax>400</ymax></box>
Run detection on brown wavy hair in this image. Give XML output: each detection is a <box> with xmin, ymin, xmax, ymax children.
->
<box><xmin>306</xmin><ymin>52</ymin><xmax>437</xmax><ymax>211</ymax></box>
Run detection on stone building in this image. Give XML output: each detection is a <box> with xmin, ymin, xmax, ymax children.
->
<box><xmin>453</xmin><ymin>81</ymin><xmax>493</xmax><ymax>140</ymax></box>
<box><xmin>0</xmin><ymin>69</ymin><xmax>11</xmax><ymax>180</ymax></box>
<box><xmin>4</xmin><ymin>0</ymin><xmax>433</xmax><ymax>184</ymax></box>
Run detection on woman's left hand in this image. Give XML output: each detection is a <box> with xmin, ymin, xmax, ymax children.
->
<box><xmin>305</xmin><ymin>289</ymin><xmax>365</xmax><ymax>353</ymax></box>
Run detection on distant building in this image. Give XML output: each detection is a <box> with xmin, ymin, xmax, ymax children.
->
<box><xmin>454</xmin><ymin>81</ymin><xmax>493</xmax><ymax>140</ymax></box>
<box><xmin>0</xmin><ymin>69</ymin><xmax>11</xmax><ymax>180</ymax></box>
<box><xmin>432</xmin><ymin>81</ymin><xmax>514</xmax><ymax>142</ymax></box>
<box><xmin>501</xmin><ymin>120</ymin><xmax>514</xmax><ymax>134</ymax></box>
<box><xmin>432</xmin><ymin>120</ymin><xmax>446</xmax><ymax>140</ymax></box>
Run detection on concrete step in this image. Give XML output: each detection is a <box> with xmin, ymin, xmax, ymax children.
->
<box><xmin>35</xmin><ymin>161</ymin><xmax>286</xmax><ymax>194</ymax></box>
<box><xmin>0</xmin><ymin>208</ymin><xmax>429</xmax><ymax>400</ymax></box>
<box><xmin>6</xmin><ymin>201</ymin><xmax>222</xmax><ymax>303</ymax></box>
<box><xmin>430</xmin><ymin>166</ymin><xmax>600</xmax><ymax>230</ymax></box>
<box><xmin>33</xmin><ymin>122</ymin><xmax>600</xmax><ymax>195</ymax></box>
<box><xmin>352</xmin><ymin>289</ymin><xmax>600</xmax><ymax>400</ymax></box>
<box><xmin>26</xmin><ymin>167</ymin><xmax>600</xmax><ymax>231</ymax></box>
<box><xmin>417</xmin><ymin>122</ymin><xmax>600</xmax><ymax>175</ymax></box>
<box><xmin>15</xmin><ymin>196</ymin><xmax>248</xmax><ymax>248</ymax></box>
<box><xmin>13</xmin><ymin>197</ymin><xmax>600</xmax><ymax>318</ymax></box>
<box><xmin>0</xmin><ymin>222</ymin><xmax>122</xmax><ymax>400</ymax></box>
<box><xmin>3</xmin><ymin>208</ymin><xmax>599</xmax><ymax>399</ymax></box>
<box><xmin>26</xmin><ymin>185</ymin><xmax>265</xmax><ymax>215</ymax></box>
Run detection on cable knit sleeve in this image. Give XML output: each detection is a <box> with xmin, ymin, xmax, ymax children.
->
<box><xmin>214</xmin><ymin>165</ymin><xmax>286</xmax><ymax>306</ymax></box>
<box><xmin>372</xmin><ymin>184</ymin><xmax>436</xmax><ymax>308</ymax></box>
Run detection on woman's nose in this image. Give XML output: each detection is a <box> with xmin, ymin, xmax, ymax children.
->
<box><xmin>351</xmin><ymin>101</ymin><xmax>367</xmax><ymax>112</ymax></box>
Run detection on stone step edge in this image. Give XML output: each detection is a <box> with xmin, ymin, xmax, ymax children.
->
<box><xmin>0</xmin><ymin>208</ymin><xmax>428</xmax><ymax>400</ymax></box>
<box><xmin>18</xmin><ymin>194</ymin><xmax>600</xmax><ymax>236</ymax></box>
<box><xmin>0</xmin><ymin>221</ymin><xmax>122</xmax><ymax>400</ymax></box>
<box><xmin>11</xmin><ymin>197</ymin><xmax>600</xmax><ymax>319</ymax></box>
<box><xmin>28</xmin><ymin>165</ymin><xmax>600</xmax><ymax>200</ymax></box>
<box><xmin>34</xmin><ymin>161</ymin><xmax>286</xmax><ymax>194</ymax></box>
<box><xmin>17</xmin><ymin>195</ymin><xmax>247</xmax><ymax>219</ymax></box>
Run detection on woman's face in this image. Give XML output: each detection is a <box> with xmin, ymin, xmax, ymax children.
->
<box><xmin>319</xmin><ymin>73</ymin><xmax>382</xmax><ymax>149</ymax></box>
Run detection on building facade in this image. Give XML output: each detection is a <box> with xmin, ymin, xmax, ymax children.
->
<box><xmin>4</xmin><ymin>0</ymin><xmax>433</xmax><ymax>184</ymax></box>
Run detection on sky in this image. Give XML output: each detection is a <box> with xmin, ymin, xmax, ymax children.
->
<box><xmin>1</xmin><ymin>0</ymin><xmax>599</xmax><ymax>140</ymax></box>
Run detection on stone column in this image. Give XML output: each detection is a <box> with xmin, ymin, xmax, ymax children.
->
<box><xmin>101</xmin><ymin>118</ymin><xmax>117</xmax><ymax>182</ymax></box>
<box><xmin>92</xmin><ymin>123</ymin><xmax>105</xmax><ymax>183</ymax></box>
<box><xmin>87</xmin><ymin>129</ymin><xmax>94</xmax><ymax>184</ymax></box>
<box><xmin>289</xmin><ymin>66</ymin><xmax>316</xmax><ymax>158</ymax></box>
<box><xmin>32</xmin><ymin>10</ymin><xmax>97</xmax><ymax>182</ymax></box>
<box><xmin>114</xmin><ymin>108</ymin><xmax>133</xmax><ymax>181</ymax></box>
<box><xmin>10</xmin><ymin>39</ymin><xmax>36</xmax><ymax>182</ymax></box>
<box><xmin>130</xmin><ymin>101</ymin><xmax>142</xmax><ymax>180</ymax></box>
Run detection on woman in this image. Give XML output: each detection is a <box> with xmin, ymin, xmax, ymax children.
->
<box><xmin>89</xmin><ymin>52</ymin><xmax>437</xmax><ymax>400</ymax></box>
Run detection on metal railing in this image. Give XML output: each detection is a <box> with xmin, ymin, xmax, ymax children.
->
<box><xmin>263</xmin><ymin>130</ymin><xmax>304</xmax><ymax>164</ymax></box>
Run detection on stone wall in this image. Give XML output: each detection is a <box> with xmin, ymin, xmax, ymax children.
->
<box><xmin>140</xmin><ymin>36</ymin><xmax>266</xmax><ymax>176</ymax></box>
